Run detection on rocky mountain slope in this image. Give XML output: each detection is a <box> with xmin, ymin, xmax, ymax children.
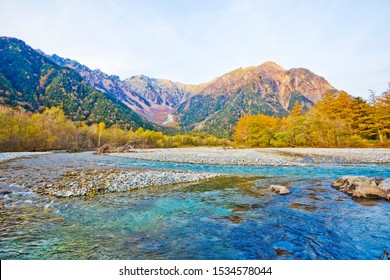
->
<box><xmin>174</xmin><ymin>61</ymin><xmax>337</xmax><ymax>137</ymax></box>
<box><xmin>46</xmin><ymin>54</ymin><xmax>199</xmax><ymax>125</ymax></box>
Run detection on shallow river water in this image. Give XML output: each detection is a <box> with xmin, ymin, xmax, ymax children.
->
<box><xmin>0</xmin><ymin>152</ymin><xmax>389</xmax><ymax>259</ymax></box>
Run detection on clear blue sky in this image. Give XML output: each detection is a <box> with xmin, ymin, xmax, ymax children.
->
<box><xmin>1</xmin><ymin>0</ymin><xmax>389</xmax><ymax>98</ymax></box>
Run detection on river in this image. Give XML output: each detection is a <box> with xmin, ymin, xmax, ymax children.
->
<box><xmin>0</xmin><ymin>152</ymin><xmax>389</xmax><ymax>259</ymax></box>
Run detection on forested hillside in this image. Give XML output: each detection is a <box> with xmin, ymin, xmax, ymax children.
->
<box><xmin>0</xmin><ymin>37</ymin><xmax>158</xmax><ymax>130</ymax></box>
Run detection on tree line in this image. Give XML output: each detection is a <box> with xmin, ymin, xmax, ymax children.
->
<box><xmin>234</xmin><ymin>89</ymin><xmax>390</xmax><ymax>147</ymax></box>
<box><xmin>0</xmin><ymin>106</ymin><xmax>231</xmax><ymax>152</ymax></box>
<box><xmin>1</xmin><ymin>88</ymin><xmax>389</xmax><ymax>152</ymax></box>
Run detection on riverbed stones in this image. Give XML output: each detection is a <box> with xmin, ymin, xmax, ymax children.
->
<box><xmin>268</xmin><ymin>185</ymin><xmax>290</xmax><ymax>195</ymax></box>
<box><xmin>331</xmin><ymin>176</ymin><xmax>390</xmax><ymax>200</ymax></box>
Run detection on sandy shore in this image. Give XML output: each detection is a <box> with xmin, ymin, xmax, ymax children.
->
<box><xmin>111</xmin><ymin>147</ymin><xmax>390</xmax><ymax>165</ymax></box>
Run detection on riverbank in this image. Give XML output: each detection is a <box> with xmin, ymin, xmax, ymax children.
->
<box><xmin>110</xmin><ymin>147</ymin><xmax>390</xmax><ymax>165</ymax></box>
<box><xmin>266</xmin><ymin>148</ymin><xmax>390</xmax><ymax>164</ymax></box>
<box><xmin>0</xmin><ymin>152</ymin><xmax>50</xmax><ymax>163</ymax></box>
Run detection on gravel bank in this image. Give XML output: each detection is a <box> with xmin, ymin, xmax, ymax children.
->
<box><xmin>265</xmin><ymin>148</ymin><xmax>390</xmax><ymax>164</ymax></box>
<box><xmin>111</xmin><ymin>147</ymin><xmax>390</xmax><ymax>165</ymax></box>
<box><xmin>0</xmin><ymin>152</ymin><xmax>49</xmax><ymax>163</ymax></box>
<box><xmin>111</xmin><ymin>148</ymin><xmax>305</xmax><ymax>166</ymax></box>
<box><xmin>35</xmin><ymin>169</ymin><xmax>221</xmax><ymax>198</ymax></box>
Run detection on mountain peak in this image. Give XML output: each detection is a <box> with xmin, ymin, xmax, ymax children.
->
<box><xmin>258</xmin><ymin>61</ymin><xmax>285</xmax><ymax>71</ymax></box>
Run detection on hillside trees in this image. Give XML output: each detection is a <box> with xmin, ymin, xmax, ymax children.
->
<box><xmin>235</xmin><ymin>90</ymin><xmax>390</xmax><ymax>147</ymax></box>
<box><xmin>0</xmin><ymin>106</ymin><xmax>232</xmax><ymax>151</ymax></box>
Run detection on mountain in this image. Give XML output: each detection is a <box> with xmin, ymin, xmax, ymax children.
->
<box><xmin>0</xmin><ymin>37</ymin><xmax>158</xmax><ymax>130</ymax></box>
<box><xmin>4</xmin><ymin>37</ymin><xmax>337</xmax><ymax>138</ymax></box>
<box><xmin>173</xmin><ymin>62</ymin><xmax>337</xmax><ymax>137</ymax></box>
<box><xmin>45</xmin><ymin>54</ymin><xmax>201</xmax><ymax>125</ymax></box>
<box><xmin>46</xmin><ymin>54</ymin><xmax>336</xmax><ymax>138</ymax></box>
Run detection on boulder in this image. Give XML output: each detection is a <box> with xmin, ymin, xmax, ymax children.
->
<box><xmin>331</xmin><ymin>176</ymin><xmax>390</xmax><ymax>200</ymax></box>
<box><xmin>268</xmin><ymin>185</ymin><xmax>290</xmax><ymax>195</ymax></box>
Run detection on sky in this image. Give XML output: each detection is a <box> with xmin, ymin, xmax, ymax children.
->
<box><xmin>1</xmin><ymin>0</ymin><xmax>389</xmax><ymax>98</ymax></box>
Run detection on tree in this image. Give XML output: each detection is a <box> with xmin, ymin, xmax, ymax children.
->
<box><xmin>290</xmin><ymin>101</ymin><xmax>304</xmax><ymax>117</ymax></box>
<box><xmin>234</xmin><ymin>114</ymin><xmax>282</xmax><ymax>147</ymax></box>
<box><xmin>97</xmin><ymin>122</ymin><xmax>106</xmax><ymax>147</ymax></box>
<box><xmin>377</xmin><ymin>89</ymin><xmax>390</xmax><ymax>140</ymax></box>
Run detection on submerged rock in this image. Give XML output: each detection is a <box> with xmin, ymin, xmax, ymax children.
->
<box><xmin>332</xmin><ymin>176</ymin><xmax>390</xmax><ymax>200</ymax></box>
<box><xmin>268</xmin><ymin>184</ymin><xmax>290</xmax><ymax>195</ymax></box>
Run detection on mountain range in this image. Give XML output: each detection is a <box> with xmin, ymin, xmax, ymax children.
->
<box><xmin>0</xmin><ymin>37</ymin><xmax>338</xmax><ymax>137</ymax></box>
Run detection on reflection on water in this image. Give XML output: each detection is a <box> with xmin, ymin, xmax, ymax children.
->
<box><xmin>0</xmin><ymin>152</ymin><xmax>390</xmax><ymax>260</ymax></box>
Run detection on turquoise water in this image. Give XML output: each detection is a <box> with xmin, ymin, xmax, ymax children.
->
<box><xmin>0</xmin><ymin>152</ymin><xmax>389</xmax><ymax>259</ymax></box>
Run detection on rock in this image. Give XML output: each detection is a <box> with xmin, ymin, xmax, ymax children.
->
<box><xmin>378</xmin><ymin>178</ymin><xmax>390</xmax><ymax>191</ymax></box>
<box><xmin>331</xmin><ymin>176</ymin><xmax>390</xmax><ymax>200</ymax></box>
<box><xmin>268</xmin><ymin>185</ymin><xmax>290</xmax><ymax>195</ymax></box>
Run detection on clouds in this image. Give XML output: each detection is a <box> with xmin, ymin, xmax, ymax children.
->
<box><xmin>1</xmin><ymin>0</ymin><xmax>389</xmax><ymax>97</ymax></box>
